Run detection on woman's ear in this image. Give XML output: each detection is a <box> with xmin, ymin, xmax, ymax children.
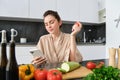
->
<box><xmin>59</xmin><ymin>20</ymin><xmax>62</xmax><ymax>26</ymax></box>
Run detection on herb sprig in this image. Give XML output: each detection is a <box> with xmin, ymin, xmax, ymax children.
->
<box><xmin>84</xmin><ymin>66</ymin><xmax>120</xmax><ymax>80</ymax></box>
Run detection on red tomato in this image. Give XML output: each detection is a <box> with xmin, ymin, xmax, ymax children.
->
<box><xmin>34</xmin><ymin>68</ymin><xmax>48</xmax><ymax>80</ymax></box>
<box><xmin>86</xmin><ymin>61</ymin><xmax>96</xmax><ymax>70</ymax></box>
<box><xmin>47</xmin><ymin>69</ymin><xmax>62</xmax><ymax>80</ymax></box>
<box><xmin>74</xmin><ymin>21</ymin><xmax>80</xmax><ymax>26</ymax></box>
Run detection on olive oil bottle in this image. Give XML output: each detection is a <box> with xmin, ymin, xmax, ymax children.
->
<box><xmin>6</xmin><ymin>29</ymin><xmax>19</xmax><ymax>80</ymax></box>
<box><xmin>0</xmin><ymin>30</ymin><xmax>8</xmax><ymax>80</ymax></box>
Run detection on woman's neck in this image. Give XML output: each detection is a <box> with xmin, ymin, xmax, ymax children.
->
<box><xmin>51</xmin><ymin>31</ymin><xmax>61</xmax><ymax>41</ymax></box>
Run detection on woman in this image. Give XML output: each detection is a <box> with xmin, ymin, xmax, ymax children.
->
<box><xmin>32</xmin><ymin>10</ymin><xmax>83</xmax><ymax>66</ymax></box>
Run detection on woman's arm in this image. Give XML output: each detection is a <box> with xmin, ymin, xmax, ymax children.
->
<box><xmin>69</xmin><ymin>22</ymin><xmax>82</xmax><ymax>61</ymax></box>
<box><xmin>69</xmin><ymin>35</ymin><xmax>77</xmax><ymax>61</ymax></box>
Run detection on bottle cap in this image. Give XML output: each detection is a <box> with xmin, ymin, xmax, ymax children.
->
<box><xmin>0</xmin><ymin>30</ymin><xmax>7</xmax><ymax>43</ymax></box>
<box><xmin>10</xmin><ymin>28</ymin><xmax>18</xmax><ymax>42</ymax></box>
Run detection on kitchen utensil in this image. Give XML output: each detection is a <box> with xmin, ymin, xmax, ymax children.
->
<box><xmin>108</xmin><ymin>48</ymin><xmax>116</xmax><ymax>68</ymax></box>
<box><xmin>117</xmin><ymin>48</ymin><xmax>120</xmax><ymax>69</ymax></box>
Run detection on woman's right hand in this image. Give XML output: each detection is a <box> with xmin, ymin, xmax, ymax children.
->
<box><xmin>31</xmin><ymin>56</ymin><xmax>46</xmax><ymax>67</ymax></box>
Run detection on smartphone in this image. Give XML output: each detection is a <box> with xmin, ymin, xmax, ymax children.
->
<box><xmin>30</xmin><ymin>49</ymin><xmax>44</xmax><ymax>57</ymax></box>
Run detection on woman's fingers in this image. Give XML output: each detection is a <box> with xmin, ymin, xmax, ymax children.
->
<box><xmin>32</xmin><ymin>57</ymin><xmax>46</xmax><ymax>65</ymax></box>
<box><xmin>31</xmin><ymin>56</ymin><xmax>40</xmax><ymax>63</ymax></box>
<box><xmin>35</xmin><ymin>58</ymin><xmax>46</xmax><ymax>66</ymax></box>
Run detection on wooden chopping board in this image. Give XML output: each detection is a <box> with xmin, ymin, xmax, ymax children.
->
<box><xmin>62</xmin><ymin>66</ymin><xmax>93</xmax><ymax>80</ymax></box>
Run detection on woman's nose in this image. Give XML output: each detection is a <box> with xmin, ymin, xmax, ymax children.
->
<box><xmin>47</xmin><ymin>24</ymin><xmax>52</xmax><ymax>28</ymax></box>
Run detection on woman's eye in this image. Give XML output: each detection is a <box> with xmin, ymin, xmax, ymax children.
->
<box><xmin>44</xmin><ymin>20</ymin><xmax>55</xmax><ymax>26</ymax></box>
<box><xmin>50</xmin><ymin>20</ymin><xmax>54</xmax><ymax>24</ymax></box>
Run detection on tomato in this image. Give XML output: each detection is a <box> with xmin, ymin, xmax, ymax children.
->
<box><xmin>34</xmin><ymin>68</ymin><xmax>48</xmax><ymax>80</ymax></box>
<box><xmin>75</xmin><ymin>22</ymin><xmax>80</xmax><ymax>26</ymax></box>
<box><xmin>86</xmin><ymin>61</ymin><xmax>96</xmax><ymax>70</ymax></box>
<box><xmin>47</xmin><ymin>69</ymin><xmax>62</xmax><ymax>80</ymax></box>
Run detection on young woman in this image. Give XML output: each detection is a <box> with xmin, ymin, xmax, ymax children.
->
<box><xmin>32</xmin><ymin>10</ymin><xmax>83</xmax><ymax>66</ymax></box>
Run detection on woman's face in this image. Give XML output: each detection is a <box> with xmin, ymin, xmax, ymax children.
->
<box><xmin>44</xmin><ymin>15</ymin><xmax>62</xmax><ymax>34</ymax></box>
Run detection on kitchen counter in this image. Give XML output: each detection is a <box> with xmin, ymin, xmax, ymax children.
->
<box><xmin>76</xmin><ymin>59</ymin><xmax>108</xmax><ymax>80</ymax></box>
<box><xmin>37</xmin><ymin>59</ymin><xmax>108</xmax><ymax>69</ymax></box>
<box><xmin>2</xmin><ymin>42</ymin><xmax>105</xmax><ymax>46</ymax></box>
<box><xmin>80</xmin><ymin>59</ymin><xmax>108</xmax><ymax>66</ymax></box>
<box><xmin>77</xmin><ymin>42</ymin><xmax>105</xmax><ymax>46</ymax></box>
<box><xmin>35</xmin><ymin>59</ymin><xmax>108</xmax><ymax>80</ymax></box>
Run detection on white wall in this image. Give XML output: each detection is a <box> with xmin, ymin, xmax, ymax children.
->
<box><xmin>98</xmin><ymin>0</ymin><xmax>106</xmax><ymax>10</ymax></box>
<box><xmin>106</xmin><ymin>0</ymin><xmax>120</xmax><ymax>58</ymax></box>
<box><xmin>6</xmin><ymin>46</ymin><xmax>36</xmax><ymax>64</ymax></box>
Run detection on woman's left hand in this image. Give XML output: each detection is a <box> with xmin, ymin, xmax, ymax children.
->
<box><xmin>71</xmin><ymin>21</ymin><xmax>82</xmax><ymax>36</ymax></box>
<box><xmin>31</xmin><ymin>56</ymin><xmax>46</xmax><ymax>67</ymax></box>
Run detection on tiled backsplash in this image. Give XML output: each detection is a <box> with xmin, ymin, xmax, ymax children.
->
<box><xmin>0</xmin><ymin>20</ymin><xmax>48</xmax><ymax>43</ymax></box>
<box><xmin>0</xmin><ymin>20</ymin><xmax>105</xmax><ymax>44</ymax></box>
<box><xmin>81</xmin><ymin>23</ymin><xmax>106</xmax><ymax>43</ymax></box>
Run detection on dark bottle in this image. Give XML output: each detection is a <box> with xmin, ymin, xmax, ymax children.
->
<box><xmin>0</xmin><ymin>30</ymin><xmax>8</xmax><ymax>80</ymax></box>
<box><xmin>6</xmin><ymin>29</ymin><xmax>19</xmax><ymax>80</ymax></box>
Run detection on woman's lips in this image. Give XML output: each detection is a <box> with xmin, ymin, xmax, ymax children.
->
<box><xmin>48</xmin><ymin>29</ymin><xmax>53</xmax><ymax>32</ymax></box>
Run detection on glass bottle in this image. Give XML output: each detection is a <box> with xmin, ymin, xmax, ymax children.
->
<box><xmin>6</xmin><ymin>29</ymin><xmax>19</xmax><ymax>80</ymax></box>
<box><xmin>0</xmin><ymin>30</ymin><xmax>8</xmax><ymax>80</ymax></box>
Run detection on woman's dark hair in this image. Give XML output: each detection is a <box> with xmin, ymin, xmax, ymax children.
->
<box><xmin>43</xmin><ymin>10</ymin><xmax>61</xmax><ymax>22</ymax></box>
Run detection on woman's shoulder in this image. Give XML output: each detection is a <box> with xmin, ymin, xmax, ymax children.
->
<box><xmin>63</xmin><ymin>32</ymin><xmax>71</xmax><ymax>38</ymax></box>
<box><xmin>40</xmin><ymin>32</ymin><xmax>71</xmax><ymax>40</ymax></box>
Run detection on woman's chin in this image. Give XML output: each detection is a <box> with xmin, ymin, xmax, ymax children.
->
<box><xmin>49</xmin><ymin>31</ymin><xmax>54</xmax><ymax>34</ymax></box>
